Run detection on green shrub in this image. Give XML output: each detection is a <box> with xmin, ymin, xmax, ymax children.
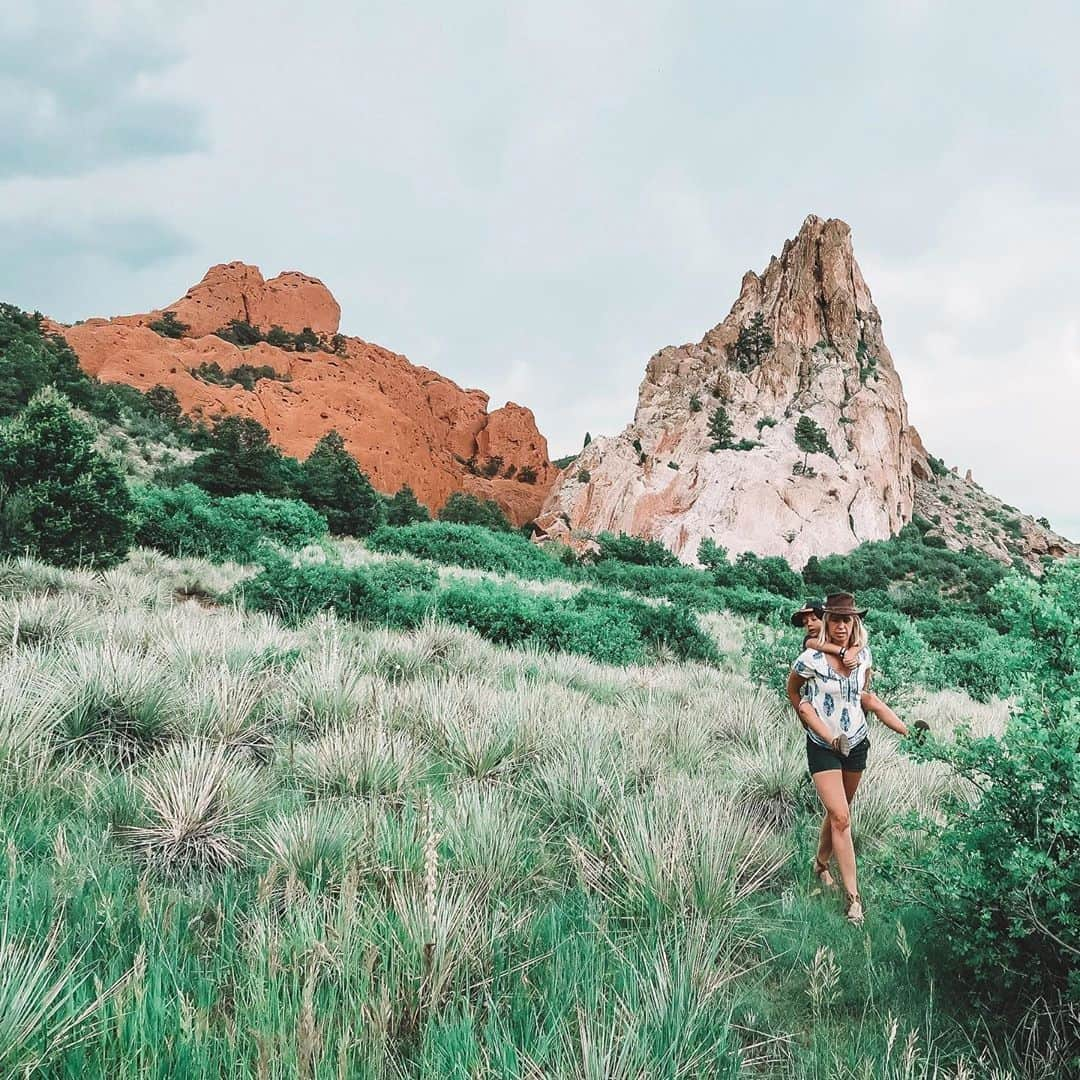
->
<box><xmin>438</xmin><ymin>491</ymin><xmax>513</xmax><ymax>532</ymax></box>
<box><xmin>707</xmin><ymin>406</ymin><xmax>734</xmax><ymax>451</ymax></box>
<box><xmin>903</xmin><ymin>560</ymin><xmax>1080</xmax><ymax>1043</ymax></box>
<box><xmin>370</xmin><ymin>522</ymin><xmax>563</xmax><ymax>580</ymax></box>
<box><xmin>594</xmin><ymin>532</ymin><xmax>678</xmax><ymax>568</ymax></box>
<box><xmin>731</xmin><ymin>312</ymin><xmax>773</xmax><ymax>372</ymax></box>
<box><xmin>133</xmin><ymin>484</ymin><xmax>325</xmax><ymax>562</ymax></box>
<box><xmin>188</xmin><ymin>416</ymin><xmax>300</xmax><ymax>499</ymax></box>
<box><xmin>0</xmin><ymin>389</ymin><xmax>135</xmax><ymax>568</ymax></box>
<box><xmin>147</xmin><ymin>310</ymin><xmax>188</xmax><ymax>339</ymax></box>
<box><xmin>213</xmin><ymin>320</ymin><xmax>263</xmax><ymax>347</ymax></box>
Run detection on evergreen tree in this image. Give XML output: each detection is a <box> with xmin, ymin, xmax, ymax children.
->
<box><xmin>386</xmin><ymin>484</ymin><xmax>431</xmax><ymax>526</ymax></box>
<box><xmin>299</xmin><ymin>430</ymin><xmax>385</xmax><ymax>536</ymax></box>
<box><xmin>583</xmin><ymin>431</ymin><xmax>592</xmax><ymax>447</ymax></box>
<box><xmin>147</xmin><ymin>310</ymin><xmax>188</xmax><ymax>339</ymax></box>
<box><xmin>0</xmin><ymin>388</ymin><xmax>135</xmax><ymax>567</ymax></box>
<box><xmin>794</xmin><ymin>414</ymin><xmax>832</xmax><ymax>472</ymax></box>
<box><xmin>145</xmin><ymin>385</ymin><xmax>184</xmax><ymax>425</ymax></box>
<box><xmin>731</xmin><ymin>312</ymin><xmax>773</xmax><ymax>372</ymax></box>
<box><xmin>189</xmin><ymin>416</ymin><xmax>298</xmax><ymax>498</ymax></box>
<box><xmin>707</xmin><ymin>406</ymin><xmax>735</xmax><ymax>451</ymax></box>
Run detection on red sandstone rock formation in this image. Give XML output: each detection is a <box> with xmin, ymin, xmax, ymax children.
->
<box><xmin>58</xmin><ymin>263</ymin><xmax>554</xmax><ymax>525</ymax></box>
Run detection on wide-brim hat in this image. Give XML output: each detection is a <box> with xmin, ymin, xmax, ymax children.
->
<box><xmin>823</xmin><ymin>591</ymin><xmax>868</xmax><ymax>617</ymax></box>
<box><xmin>790</xmin><ymin>598</ymin><xmax>825</xmax><ymax>627</ymax></box>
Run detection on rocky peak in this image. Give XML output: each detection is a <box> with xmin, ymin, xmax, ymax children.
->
<box><xmin>537</xmin><ymin>215</ymin><xmax>915</xmax><ymax>567</ymax></box>
<box><xmin>56</xmin><ymin>264</ymin><xmax>554</xmax><ymax>525</ymax></box>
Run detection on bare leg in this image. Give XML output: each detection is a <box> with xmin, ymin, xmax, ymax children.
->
<box><xmin>815</xmin><ymin>769</ymin><xmax>863</xmax><ymax>868</ymax></box>
<box><xmin>812</xmin><ymin>769</ymin><xmax>858</xmax><ymax>899</ymax></box>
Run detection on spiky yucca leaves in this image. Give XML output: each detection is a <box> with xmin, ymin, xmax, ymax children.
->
<box><xmin>0</xmin><ymin>593</ymin><xmax>98</xmax><ymax>649</ymax></box>
<box><xmin>291</xmin><ymin>726</ymin><xmax>428</xmax><ymax>800</ymax></box>
<box><xmin>256</xmin><ymin>802</ymin><xmax>369</xmax><ymax>894</ymax></box>
<box><xmin>182</xmin><ymin>663</ymin><xmax>276</xmax><ymax>759</ymax></box>
<box><xmin>55</xmin><ymin>643</ymin><xmax>176</xmax><ymax>761</ymax></box>
<box><xmin>284</xmin><ymin>642</ymin><xmax>379</xmax><ymax>733</ymax></box>
<box><xmin>418</xmin><ymin>675</ymin><xmax>536</xmax><ymax>779</ymax></box>
<box><xmin>0</xmin><ymin>651</ymin><xmax>63</xmax><ymax>781</ymax></box>
<box><xmin>119</xmin><ymin>741</ymin><xmax>266</xmax><ymax>873</ymax></box>
<box><xmin>725</xmin><ymin>729</ymin><xmax>815</xmax><ymax>828</ymax></box>
<box><xmin>0</xmin><ymin>925</ymin><xmax>108</xmax><ymax>1076</ymax></box>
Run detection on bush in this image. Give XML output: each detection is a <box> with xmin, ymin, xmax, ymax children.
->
<box><xmin>595</xmin><ymin>531</ymin><xmax>678</xmax><ymax>568</ymax></box>
<box><xmin>299</xmin><ymin>430</ymin><xmax>385</xmax><ymax>537</ymax></box>
<box><xmin>213</xmin><ymin>320</ymin><xmax>263</xmax><ymax>347</ymax></box>
<box><xmin>0</xmin><ymin>389</ymin><xmax>135</xmax><ymax>568</ymax></box>
<box><xmin>903</xmin><ymin>560</ymin><xmax>1080</xmax><ymax>1044</ymax></box>
<box><xmin>147</xmin><ymin>311</ymin><xmax>188</xmax><ymax>339</ymax></box>
<box><xmin>133</xmin><ymin>484</ymin><xmax>325</xmax><ymax>562</ymax></box>
<box><xmin>370</xmin><ymin>522</ymin><xmax>563</xmax><ymax>580</ymax></box>
<box><xmin>438</xmin><ymin>491</ymin><xmax>513</xmax><ymax>532</ymax></box>
<box><xmin>188</xmin><ymin>416</ymin><xmax>300</xmax><ymax>499</ymax></box>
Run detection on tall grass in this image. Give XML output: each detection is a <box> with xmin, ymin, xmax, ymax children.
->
<box><xmin>0</xmin><ymin>552</ymin><xmax>1038</xmax><ymax>1077</ymax></box>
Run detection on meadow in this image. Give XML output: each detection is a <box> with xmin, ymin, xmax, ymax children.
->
<box><xmin>0</xmin><ymin>546</ymin><xmax>1045</xmax><ymax>1078</ymax></box>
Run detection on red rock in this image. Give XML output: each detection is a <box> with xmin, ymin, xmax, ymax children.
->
<box><xmin>56</xmin><ymin>265</ymin><xmax>554</xmax><ymax>525</ymax></box>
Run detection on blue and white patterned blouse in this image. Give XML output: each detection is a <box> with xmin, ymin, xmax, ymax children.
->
<box><xmin>792</xmin><ymin>645</ymin><xmax>872</xmax><ymax>749</ymax></box>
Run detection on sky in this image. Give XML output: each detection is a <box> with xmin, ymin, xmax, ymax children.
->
<box><xmin>2</xmin><ymin>1</ymin><xmax>1078</xmax><ymax>538</ymax></box>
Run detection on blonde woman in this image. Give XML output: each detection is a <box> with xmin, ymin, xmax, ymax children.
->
<box><xmin>785</xmin><ymin>592</ymin><xmax>909</xmax><ymax>924</ymax></box>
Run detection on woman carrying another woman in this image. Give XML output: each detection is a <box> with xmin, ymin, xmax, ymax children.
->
<box><xmin>785</xmin><ymin>592</ymin><xmax>910</xmax><ymax>925</ymax></box>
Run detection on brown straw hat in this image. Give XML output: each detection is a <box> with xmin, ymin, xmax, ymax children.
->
<box><xmin>822</xmin><ymin>591</ymin><xmax>868</xmax><ymax>617</ymax></box>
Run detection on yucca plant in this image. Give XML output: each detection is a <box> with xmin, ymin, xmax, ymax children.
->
<box><xmin>119</xmin><ymin>740</ymin><xmax>266</xmax><ymax>873</ymax></box>
<box><xmin>55</xmin><ymin>643</ymin><xmax>177</xmax><ymax>762</ymax></box>
<box><xmin>182</xmin><ymin>662</ymin><xmax>276</xmax><ymax>759</ymax></box>
<box><xmin>0</xmin><ymin>593</ymin><xmax>99</xmax><ymax>649</ymax></box>
<box><xmin>291</xmin><ymin>726</ymin><xmax>428</xmax><ymax>800</ymax></box>
<box><xmin>0</xmin><ymin>650</ymin><xmax>63</xmax><ymax>781</ymax></box>
<box><xmin>284</xmin><ymin>642</ymin><xmax>378</xmax><ymax>733</ymax></box>
<box><xmin>255</xmin><ymin>801</ymin><xmax>369</xmax><ymax>894</ymax></box>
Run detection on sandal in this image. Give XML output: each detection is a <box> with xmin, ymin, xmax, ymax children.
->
<box><xmin>831</xmin><ymin>733</ymin><xmax>851</xmax><ymax>757</ymax></box>
<box><xmin>845</xmin><ymin>892</ymin><xmax>864</xmax><ymax>925</ymax></box>
<box><xmin>812</xmin><ymin>857</ymin><xmax>836</xmax><ymax>889</ymax></box>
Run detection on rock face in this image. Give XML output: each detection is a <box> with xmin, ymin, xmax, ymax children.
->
<box><xmin>59</xmin><ymin>263</ymin><xmax>553</xmax><ymax>525</ymax></box>
<box><xmin>538</xmin><ymin>216</ymin><xmax>915</xmax><ymax>568</ymax></box>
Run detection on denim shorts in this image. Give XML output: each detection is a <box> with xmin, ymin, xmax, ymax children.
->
<box><xmin>806</xmin><ymin>734</ymin><xmax>870</xmax><ymax>775</ymax></box>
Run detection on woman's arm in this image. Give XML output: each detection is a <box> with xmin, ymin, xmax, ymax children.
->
<box><xmin>860</xmin><ymin>686</ymin><xmax>908</xmax><ymax>737</ymax></box>
<box><xmin>786</xmin><ymin>671</ymin><xmax>840</xmax><ymax>746</ymax></box>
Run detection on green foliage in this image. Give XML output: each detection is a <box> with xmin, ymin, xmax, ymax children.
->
<box><xmin>147</xmin><ymin>310</ymin><xmax>188</xmax><ymax>339</ymax></box>
<box><xmin>212</xmin><ymin>319</ymin><xmax>263</xmax><ymax>347</ymax></box>
<box><xmin>707</xmin><ymin>406</ymin><xmax>734</xmax><ymax>451</ymax></box>
<box><xmin>133</xmin><ymin>484</ymin><xmax>325</xmax><ymax>562</ymax></box>
<box><xmin>856</xmin><ymin>337</ymin><xmax>880</xmax><ymax>383</ymax></box>
<box><xmin>583</xmin><ymin>431</ymin><xmax>592</xmax><ymax>446</ymax></box>
<box><xmin>385</xmin><ymin>484</ymin><xmax>431</xmax><ymax>526</ymax></box>
<box><xmin>0</xmin><ymin>389</ymin><xmax>136</xmax><ymax>568</ymax></box>
<box><xmin>299</xmin><ymin>430</ymin><xmax>385</xmax><ymax>537</ymax></box>
<box><xmin>732</xmin><ymin>438</ymin><xmax>761</xmax><ymax>452</ymax></box>
<box><xmin>188</xmin><ymin>416</ymin><xmax>300</xmax><ymax>499</ymax></box>
<box><xmin>517</xmin><ymin>465</ymin><xmax>538</xmax><ymax>484</ymax></box>
<box><xmin>793</xmin><ymin>415</ymin><xmax>832</xmax><ymax>465</ymax></box>
<box><xmin>144</xmin><ymin>385</ymin><xmax>183</xmax><ymax>425</ymax></box>
<box><xmin>438</xmin><ymin>491</ymin><xmax>513</xmax><ymax>533</ymax></box>
<box><xmin>193</xmin><ymin>361</ymin><xmax>288</xmax><ymax>392</ymax></box>
<box><xmin>1037</xmin><ymin>516</ymin><xmax>1051</xmax><ymax>530</ymax></box>
<box><xmin>551</xmin><ymin>453</ymin><xmax>577</xmax><ymax>470</ymax></box>
<box><xmin>731</xmin><ymin>312</ymin><xmax>773</xmax><ymax>372</ymax></box>
<box><xmin>370</xmin><ymin>522</ymin><xmax>563</xmax><ymax>580</ymax></box>
<box><xmin>595</xmin><ymin>531</ymin><xmax>679</xmax><ymax>568</ymax></box>
<box><xmin>903</xmin><ymin>560</ymin><xmax>1080</xmax><ymax>1047</ymax></box>
<box><xmin>755</xmin><ymin>415</ymin><xmax>777</xmax><ymax>433</ymax></box>
<box><xmin>577</xmin><ymin>468</ymin><xmax>591</xmax><ymax>483</ymax></box>
<box><xmin>697</xmin><ymin>539</ymin><xmax>802</xmax><ymax>599</ymax></box>
<box><xmin>688</xmin><ymin>393</ymin><xmax>702</xmax><ymax>413</ymax></box>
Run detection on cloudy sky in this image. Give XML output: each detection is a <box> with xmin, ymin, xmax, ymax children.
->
<box><xmin>2</xmin><ymin>1</ymin><xmax>1077</xmax><ymax>537</ymax></box>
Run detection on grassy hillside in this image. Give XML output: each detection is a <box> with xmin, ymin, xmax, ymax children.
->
<box><xmin>0</xmin><ymin>546</ymin><xmax>1051</xmax><ymax>1078</ymax></box>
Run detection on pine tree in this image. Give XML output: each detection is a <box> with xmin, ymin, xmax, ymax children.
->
<box><xmin>299</xmin><ymin>430</ymin><xmax>385</xmax><ymax>536</ymax></box>
<box><xmin>794</xmin><ymin>414</ymin><xmax>832</xmax><ymax>472</ymax></box>
<box><xmin>732</xmin><ymin>312</ymin><xmax>773</xmax><ymax>372</ymax></box>
<box><xmin>707</xmin><ymin>406</ymin><xmax>735</xmax><ymax>451</ymax></box>
<box><xmin>583</xmin><ymin>432</ymin><xmax>592</xmax><ymax>447</ymax></box>
<box><xmin>189</xmin><ymin>416</ymin><xmax>299</xmax><ymax>498</ymax></box>
<box><xmin>385</xmin><ymin>484</ymin><xmax>431</xmax><ymax>526</ymax></box>
<box><xmin>0</xmin><ymin>388</ymin><xmax>135</xmax><ymax>567</ymax></box>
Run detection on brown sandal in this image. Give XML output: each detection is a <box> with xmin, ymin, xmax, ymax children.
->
<box><xmin>812</xmin><ymin>857</ymin><xmax>836</xmax><ymax>889</ymax></box>
<box><xmin>845</xmin><ymin>892</ymin><xmax>864</xmax><ymax>925</ymax></box>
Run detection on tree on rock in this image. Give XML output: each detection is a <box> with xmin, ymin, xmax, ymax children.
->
<box><xmin>189</xmin><ymin>416</ymin><xmax>299</xmax><ymax>498</ymax></box>
<box><xmin>385</xmin><ymin>484</ymin><xmax>430</xmax><ymax>526</ymax></box>
<box><xmin>794</xmin><ymin>414</ymin><xmax>832</xmax><ymax>474</ymax></box>
<box><xmin>299</xmin><ymin>430</ymin><xmax>385</xmax><ymax>536</ymax></box>
<box><xmin>732</xmin><ymin>312</ymin><xmax>773</xmax><ymax>373</ymax></box>
<box><xmin>0</xmin><ymin>388</ymin><xmax>135</xmax><ymax>567</ymax></box>
<box><xmin>707</xmin><ymin>405</ymin><xmax>735</xmax><ymax>451</ymax></box>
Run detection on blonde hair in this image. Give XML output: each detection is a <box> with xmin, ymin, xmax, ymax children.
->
<box><xmin>817</xmin><ymin>613</ymin><xmax>867</xmax><ymax>652</ymax></box>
